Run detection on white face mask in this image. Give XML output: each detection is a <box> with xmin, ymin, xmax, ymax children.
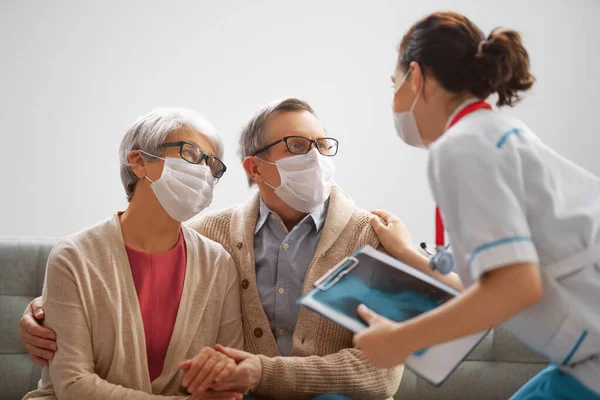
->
<box><xmin>142</xmin><ymin>153</ymin><xmax>215</xmax><ymax>222</ymax></box>
<box><xmin>393</xmin><ymin>69</ymin><xmax>425</xmax><ymax>149</ymax></box>
<box><xmin>257</xmin><ymin>148</ymin><xmax>335</xmax><ymax>213</ymax></box>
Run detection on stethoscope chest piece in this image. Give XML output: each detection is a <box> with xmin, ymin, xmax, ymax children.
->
<box><xmin>421</xmin><ymin>242</ymin><xmax>455</xmax><ymax>275</ymax></box>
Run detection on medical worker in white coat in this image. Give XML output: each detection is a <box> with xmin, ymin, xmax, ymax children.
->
<box><xmin>354</xmin><ymin>11</ymin><xmax>600</xmax><ymax>400</ymax></box>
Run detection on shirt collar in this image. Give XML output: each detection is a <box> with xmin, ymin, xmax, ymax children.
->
<box><xmin>255</xmin><ymin>198</ymin><xmax>272</xmax><ymax>234</ymax></box>
<box><xmin>255</xmin><ymin>197</ymin><xmax>329</xmax><ymax>235</ymax></box>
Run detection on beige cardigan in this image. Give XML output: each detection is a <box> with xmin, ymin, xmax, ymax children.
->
<box><xmin>189</xmin><ymin>186</ymin><xmax>403</xmax><ymax>400</ymax></box>
<box><xmin>24</xmin><ymin>214</ymin><xmax>243</xmax><ymax>400</ymax></box>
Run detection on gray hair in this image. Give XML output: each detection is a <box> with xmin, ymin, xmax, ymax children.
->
<box><xmin>119</xmin><ymin>108</ymin><xmax>223</xmax><ymax>202</ymax></box>
<box><xmin>237</xmin><ymin>97</ymin><xmax>315</xmax><ymax>186</ymax></box>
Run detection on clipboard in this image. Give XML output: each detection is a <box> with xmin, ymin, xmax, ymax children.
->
<box><xmin>297</xmin><ymin>245</ymin><xmax>489</xmax><ymax>386</ymax></box>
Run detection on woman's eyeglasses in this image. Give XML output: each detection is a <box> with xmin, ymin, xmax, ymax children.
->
<box><xmin>161</xmin><ymin>141</ymin><xmax>227</xmax><ymax>179</ymax></box>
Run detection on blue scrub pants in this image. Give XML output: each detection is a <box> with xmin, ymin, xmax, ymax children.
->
<box><xmin>510</xmin><ymin>363</ymin><xmax>600</xmax><ymax>400</ymax></box>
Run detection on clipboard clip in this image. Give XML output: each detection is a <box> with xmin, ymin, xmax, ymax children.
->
<box><xmin>314</xmin><ymin>256</ymin><xmax>359</xmax><ymax>291</ymax></box>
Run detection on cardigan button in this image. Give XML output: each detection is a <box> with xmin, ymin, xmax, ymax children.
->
<box><xmin>237</xmin><ymin>242</ymin><xmax>243</xmax><ymax>249</ymax></box>
<box><xmin>254</xmin><ymin>328</ymin><xmax>263</xmax><ymax>338</ymax></box>
<box><xmin>241</xmin><ymin>279</ymin><xmax>249</xmax><ymax>289</ymax></box>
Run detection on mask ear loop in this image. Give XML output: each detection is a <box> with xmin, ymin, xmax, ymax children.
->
<box><xmin>409</xmin><ymin>70</ymin><xmax>423</xmax><ymax>112</ymax></box>
<box><xmin>254</xmin><ymin>156</ymin><xmax>279</xmax><ymax>190</ymax></box>
<box><xmin>394</xmin><ymin>69</ymin><xmax>410</xmax><ymax>93</ymax></box>
<box><xmin>394</xmin><ymin>68</ymin><xmax>422</xmax><ymax>111</ymax></box>
<box><xmin>128</xmin><ymin>150</ymin><xmax>163</xmax><ymax>183</ymax></box>
<box><xmin>254</xmin><ymin>156</ymin><xmax>276</xmax><ymax>166</ymax></box>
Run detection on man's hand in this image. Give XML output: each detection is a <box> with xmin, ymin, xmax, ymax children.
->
<box><xmin>18</xmin><ymin>297</ymin><xmax>57</xmax><ymax>367</ymax></box>
<box><xmin>180</xmin><ymin>347</ymin><xmax>237</xmax><ymax>394</ymax></box>
<box><xmin>210</xmin><ymin>345</ymin><xmax>262</xmax><ymax>394</ymax></box>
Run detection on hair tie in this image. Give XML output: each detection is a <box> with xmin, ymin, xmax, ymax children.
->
<box><xmin>477</xmin><ymin>39</ymin><xmax>488</xmax><ymax>55</ymax></box>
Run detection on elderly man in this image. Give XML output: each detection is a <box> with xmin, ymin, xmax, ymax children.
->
<box><xmin>20</xmin><ymin>98</ymin><xmax>408</xmax><ymax>400</ymax></box>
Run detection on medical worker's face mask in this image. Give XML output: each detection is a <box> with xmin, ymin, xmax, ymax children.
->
<box><xmin>140</xmin><ymin>151</ymin><xmax>215</xmax><ymax>222</ymax></box>
<box><xmin>255</xmin><ymin>148</ymin><xmax>335</xmax><ymax>213</ymax></box>
<box><xmin>393</xmin><ymin>69</ymin><xmax>425</xmax><ymax>149</ymax></box>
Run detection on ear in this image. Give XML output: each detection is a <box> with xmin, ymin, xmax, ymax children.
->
<box><xmin>243</xmin><ymin>156</ymin><xmax>263</xmax><ymax>185</ymax></box>
<box><xmin>127</xmin><ymin>150</ymin><xmax>146</xmax><ymax>180</ymax></box>
<box><xmin>408</xmin><ymin>61</ymin><xmax>423</xmax><ymax>95</ymax></box>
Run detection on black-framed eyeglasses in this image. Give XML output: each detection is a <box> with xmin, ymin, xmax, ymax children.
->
<box><xmin>161</xmin><ymin>141</ymin><xmax>227</xmax><ymax>179</ymax></box>
<box><xmin>252</xmin><ymin>136</ymin><xmax>339</xmax><ymax>157</ymax></box>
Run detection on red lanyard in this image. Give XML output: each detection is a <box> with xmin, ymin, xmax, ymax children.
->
<box><xmin>435</xmin><ymin>101</ymin><xmax>492</xmax><ymax>246</ymax></box>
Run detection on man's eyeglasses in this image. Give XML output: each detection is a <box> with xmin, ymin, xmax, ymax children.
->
<box><xmin>252</xmin><ymin>136</ymin><xmax>339</xmax><ymax>157</ymax></box>
<box><xmin>161</xmin><ymin>141</ymin><xmax>227</xmax><ymax>179</ymax></box>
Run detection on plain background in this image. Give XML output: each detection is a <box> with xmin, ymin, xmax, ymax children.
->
<box><xmin>2</xmin><ymin>0</ymin><xmax>599</xmax><ymax>243</ymax></box>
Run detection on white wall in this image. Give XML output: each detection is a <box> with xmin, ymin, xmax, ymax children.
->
<box><xmin>2</xmin><ymin>0</ymin><xmax>599</xmax><ymax>244</ymax></box>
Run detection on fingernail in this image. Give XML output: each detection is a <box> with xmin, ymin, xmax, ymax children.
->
<box><xmin>48</xmin><ymin>353</ymin><xmax>54</xmax><ymax>361</ymax></box>
<box><xmin>35</xmin><ymin>310</ymin><xmax>43</xmax><ymax>318</ymax></box>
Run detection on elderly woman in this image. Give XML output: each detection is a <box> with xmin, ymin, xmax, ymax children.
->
<box><xmin>23</xmin><ymin>109</ymin><xmax>244</xmax><ymax>400</ymax></box>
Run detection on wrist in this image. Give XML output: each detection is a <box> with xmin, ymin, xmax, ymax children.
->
<box><xmin>392</xmin><ymin>247</ymin><xmax>419</xmax><ymax>263</ymax></box>
<box><xmin>392</xmin><ymin>322</ymin><xmax>421</xmax><ymax>356</ymax></box>
<box><xmin>249</xmin><ymin>355</ymin><xmax>263</xmax><ymax>393</ymax></box>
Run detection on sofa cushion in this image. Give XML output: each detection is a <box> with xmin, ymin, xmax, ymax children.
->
<box><xmin>0</xmin><ymin>238</ymin><xmax>56</xmax><ymax>399</ymax></box>
<box><xmin>0</xmin><ymin>238</ymin><xmax>55</xmax><ymax>297</ymax></box>
<box><xmin>395</xmin><ymin>360</ymin><xmax>546</xmax><ymax>400</ymax></box>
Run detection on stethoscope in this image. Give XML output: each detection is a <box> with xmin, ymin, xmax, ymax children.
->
<box><xmin>420</xmin><ymin>242</ymin><xmax>455</xmax><ymax>275</ymax></box>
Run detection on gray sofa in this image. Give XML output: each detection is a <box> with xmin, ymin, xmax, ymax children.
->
<box><xmin>0</xmin><ymin>238</ymin><xmax>548</xmax><ymax>400</ymax></box>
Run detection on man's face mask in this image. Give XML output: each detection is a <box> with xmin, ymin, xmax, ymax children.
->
<box><xmin>256</xmin><ymin>148</ymin><xmax>335</xmax><ymax>213</ymax></box>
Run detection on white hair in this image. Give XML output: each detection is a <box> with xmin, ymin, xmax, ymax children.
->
<box><xmin>119</xmin><ymin>108</ymin><xmax>223</xmax><ymax>202</ymax></box>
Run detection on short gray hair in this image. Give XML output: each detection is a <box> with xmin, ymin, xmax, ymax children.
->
<box><xmin>237</xmin><ymin>97</ymin><xmax>315</xmax><ymax>185</ymax></box>
<box><xmin>119</xmin><ymin>108</ymin><xmax>223</xmax><ymax>202</ymax></box>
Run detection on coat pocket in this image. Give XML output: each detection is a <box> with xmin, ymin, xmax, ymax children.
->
<box><xmin>543</xmin><ymin>309</ymin><xmax>600</xmax><ymax>366</ymax></box>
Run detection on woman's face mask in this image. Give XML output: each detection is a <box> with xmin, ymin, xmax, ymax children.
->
<box><xmin>392</xmin><ymin>68</ymin><xmax>426</xmax><ymax>149</ymax></box>
<box><xmin>141</xmin><ymin>152</ymin><xmax>215</xmax><ymax>222</ymax></box>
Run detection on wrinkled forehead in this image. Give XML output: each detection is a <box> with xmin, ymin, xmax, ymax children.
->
<box><xmin>263</xmin><ymin>110</ymin><xmax>326</xmax><ymax>143</ymax></box>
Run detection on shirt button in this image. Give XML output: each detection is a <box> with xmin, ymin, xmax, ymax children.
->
<box><xmin>241</xmin><ymin>279</ymin><xmax>249</xmax><ymax>289</ymax></box>
<box><xmin>283</xmin><ymin>243</ymin><xmax>290</xmax><ymax>250</ymax></box>
<box><xmin>278</xmin><ymin>287</ymin><xmax>285</xmax><ymax>294</ymax></box>
<box><xmin>237</xmin><ymin>242</ymin><xmax>243</xmax><ymax>249</ymax></box>
<box><xmin>271</xmin><ymin>214</ymin><xmax>277</xmax><ymax>220</ymax></box>
<box><xmin>254</xmin><ymin>328</ymin><xmax>263</xmax><ymax>338</ymax></box>
<box><xmin>278</xmin><ymin>329</ymin><xmax>287</xmax><ymax>336</ymax></box>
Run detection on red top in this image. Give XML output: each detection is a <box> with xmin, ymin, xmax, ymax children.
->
<box><xmin>435</xmin><ymin>101</ymin><xmax>492</xmax><ymax>246</ymax></box>
<box><xmin>126</xmin><ymin>232</ymin><xmax>187</xmax><ymax>382</ymax></box>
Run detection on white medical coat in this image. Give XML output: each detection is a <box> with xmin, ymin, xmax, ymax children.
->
<box><xmin>428</xmin><ymin>108</ymin><xmax>600</xmax><ymax>394</ymax></box>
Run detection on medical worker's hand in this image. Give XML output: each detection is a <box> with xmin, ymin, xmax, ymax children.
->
<box><xmin>180</xmin><ymin>347</ymin><xmax>237</xmax><ymax>394</ymax></box>
<box><xmin>369</xmin><ymin>210</ymin><xmax>416</xmax><ymax>260</ymax></box>
<box><xmin>354</xmin><ymin>304</ymin><xmax>413</xmax><ymax>369</ymax></box>
<box><xmin>370</xmin><ymin>209</ymin><xmax>464</xmax><ymax>290</ymax></box>
<box><xmin>19</xmin><ymin>297</ymin><xmax>57</xmax><ymax>366</ymax></box>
